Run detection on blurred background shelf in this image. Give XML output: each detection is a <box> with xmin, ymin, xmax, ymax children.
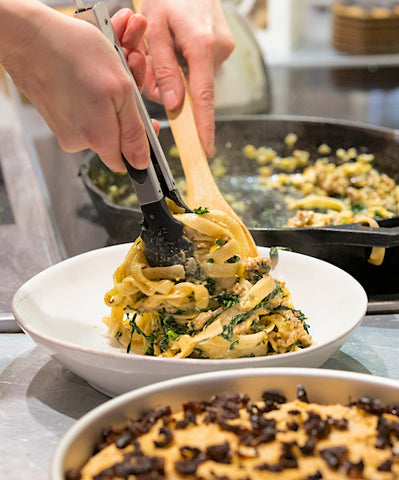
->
<box><xmin>251</xmin><ymin>0</ymin><xmax>399</xmax><ymax>67</ymax></box>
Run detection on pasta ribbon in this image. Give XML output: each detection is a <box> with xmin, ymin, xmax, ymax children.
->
<box><xmin>103</xmin><ymin>209</ymin><xmax>312</xmax><ymax>359</ymax></box>
<box><xmin>354</xmin><ymin>214</ymin><xmax>385</xmax><ymax>266</ymax></box>
<box><xmin>288</xmin><ymin>194</ymin><xmax>346</xmax><ymax>212</ymax></box>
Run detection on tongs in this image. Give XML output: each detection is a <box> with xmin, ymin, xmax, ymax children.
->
<box><xmin>73</xmin><ymin>0</ymin><xmax>195</xmax><ymax>268</ymax></box>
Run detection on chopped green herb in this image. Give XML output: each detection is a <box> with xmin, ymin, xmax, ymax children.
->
<box><xmin>249</xmin><ymin>322</ymin><xmax>264</xmax><ymax>333</ymax></box>
<box><xmin>275</xmin><ymin>305</ymin><xmax>310</xmax><ymax>334</ymax></box>
<box><xmin>256</xmin><ymin>284</ymin><xmax>282</xmax><ymax>309</ymax></box>
<box><xmin>269</xmin><ymin>246</ymin><xmax>291</xmax><ymax>260</ymax></box>
<box><xmin>350</xmin><ymin>202</ymin><xmax>366</xmax><ymax>215</ymax></box>
<box><xmin>302</xmin><ymin>320</ymin><xmax>310</xmax><ymax>334</ymax></box>
<box><xmin>261</xmin><ymin>261</ymin><xmax>271</xmax><ymax>272</ymax></box>
<box><xmin>291</xmin><ymin>341</ymin><xmax>307</xmax><ymax>350</ymax></box>
<box><xmin>193</xmin><ymin>206</ymin><xmax>209</xmax><ymax>215</ymax></box>
<box><xmin>190</xmin><ymin>347</ymin><xmax>210</xmax><ymax>359</ymax></box>
<box><xmin>127</xmin><ymin>312</ymin><xmax>138</xmax><ymax>353</ymax></box>
<box><xmin>144</xmin><ymin>333</ymin><xmax>156</xmax><ymax>355</ymax></box>
<box><xmin>221</xmin><ymin>322</ymin><xmax>235</xmax><ymax>341</ymax></box>
<box><xmin>226</xmin><ymin>284</ymin><xmax>282</xmax><ymax>330</ymax></box>
<box><xmin>213</xmin><ymin>291</ymin><xmax>239</xmax><ymax>309</ymax></box>
<box><xmin>204</xmin><ymin>277</ymin><xmax>216</xmax><ymax>295</ymax></box>
<box><xmin>158</xmin><ymin>335</ymin><xmax>170</xmax><ymax>353</ymax></box>
<box><xmin>253</xmin><ymin>273</ymin><xmax>264</xmax><ymax>282</ymax></box>
<box><xmin>159</xmin><ymin>311</ymin><xmax>189</xmax><ymax>336</ymax></box>
<box><xmin>168</xmin><ymin>329</ymin><xmax>180</xmax><ymax>339</ymax></box>
<box><xmin>269</xmin><ymin>247</ymin><xmax>279</xmax><ymax>260</ymax></box>
<box><xmin>227</xmin><ymin>255</ymin><xmax>240</xmax><ymax>263</ymax></box>
<box><xmin>203</xmin><ymin>312</ymin><xmax>222</xmax><ymax>329</ymax></box>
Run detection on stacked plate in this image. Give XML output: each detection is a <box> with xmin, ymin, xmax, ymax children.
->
<box><xmin>332</xmin><ymin>1</ymin><xmax>399</xmax><ymax>54</ymax></box>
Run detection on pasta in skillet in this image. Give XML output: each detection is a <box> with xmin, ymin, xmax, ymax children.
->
<box><xmin>103</xmin><ymin>208</ymin><xmax>311</xmax><ymax>359</ymax></box>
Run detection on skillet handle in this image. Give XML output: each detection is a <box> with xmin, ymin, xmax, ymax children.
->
<box><xmin>251</xmin><ymin>223</ymin><xmax>399</xmax><ymax>249</ymax></box>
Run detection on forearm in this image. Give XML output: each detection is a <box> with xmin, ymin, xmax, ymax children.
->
<box><xmin>0</xmin><ymin>0</ymin><xmax>55</xmax><ymax>67</ymax></box>
<box><xmin>0</xmin><ymin>1</ymin><xmax>151</xmax><ymax>171</ymax></box>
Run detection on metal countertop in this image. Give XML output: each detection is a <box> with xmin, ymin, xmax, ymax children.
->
<box><xmin>0</xmin><ymin>74</ymin><xmax>61</xmax><ymax>329</ymax></box>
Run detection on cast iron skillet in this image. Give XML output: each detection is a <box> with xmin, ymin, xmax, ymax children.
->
<box><xmin>80</xmin><ymin>115</ymin><xmax>399</xmax><ymax>296</ymax></box>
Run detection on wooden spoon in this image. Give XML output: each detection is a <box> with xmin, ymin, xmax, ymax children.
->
<box><xmin>166</xmin><ymin>77</ymin><xmax>258</xmax><ymax>258</ymax></box>
<box><xmin>132</xmin><ymin>1</ymin><xmax>258</xmax><ymax>258</ymax></box>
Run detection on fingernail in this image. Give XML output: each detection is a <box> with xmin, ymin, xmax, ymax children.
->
<box><xmin>163</xmin><ymin>89</ymin><xmax>178</xmax><ymax>110</ymax></box>
<box><xmin>133</xmin><ymin>152</ymin><xmax>149</xmax><ymax>169</ymax></box>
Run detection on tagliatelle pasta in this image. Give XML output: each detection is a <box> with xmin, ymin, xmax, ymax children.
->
<box><xmin>103</xmin><ymin>208</ymin><xmax>311</xmax><ymax>359</ymax></box>
<box><xmin>243</xmin><ymin>139</ymin><xmax>397</xmax><ymax>266</ymax></box>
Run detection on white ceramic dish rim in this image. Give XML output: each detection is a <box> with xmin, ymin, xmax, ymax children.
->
<box><xmin>50</xmin><ymin>367</ymin><xmax>399</xmax><ymax>479</ymax></box>
<box><xmin>12</xmin><ymin>244</ymin><xmax>367</xmax><ymax>367</ymax></box>
<box><xmin>12</xmin><ymin>244</ymin><xmax>367</xmax><ymax>366</ymax></box>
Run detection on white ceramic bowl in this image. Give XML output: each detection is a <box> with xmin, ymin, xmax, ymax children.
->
<box><xmin>50</xmin><ymin>367</ymin><xmax>399</xmax><ymax>479</ymax></box>
<box><xmin>12</xmin><ymin>245</ymin><xmax>367</xmax><ymax>397</ymax></box>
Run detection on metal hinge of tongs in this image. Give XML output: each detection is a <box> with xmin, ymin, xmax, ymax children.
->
<box><xmin>73</xmin><ymin>0</ymin><xmax>197</xmax><ymax>271</ymax></box>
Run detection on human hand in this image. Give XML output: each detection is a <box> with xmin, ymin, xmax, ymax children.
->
<box><xmin>140</xmin><ymin>0</ymin><xmax>235</xmax><ymax>158</ymax></box>
<box><xmin>0</xmin><ymin>1</ymin><xmax>155</xmax><ymax>171</ymax></box>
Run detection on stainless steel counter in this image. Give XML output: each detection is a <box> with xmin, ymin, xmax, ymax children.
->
<box><xmin>0</xmin><ymin>73</ymin><xmax>62</xmax><ymax>331</ymax></box>
<box><xmin>1</xmin><ymin>312</ymin><xmax>398</xmax><ymax>479</ymax></box>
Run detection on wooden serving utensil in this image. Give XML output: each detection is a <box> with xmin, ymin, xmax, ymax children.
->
<box><xmin>132</xmin><ymin>1</ymin><xmax>258</xmax><ymax>258</ymax></box>
<box><xmin>166</xmin><ymin>78</ymin><xmax>258</xmax><ymax>258</ymax></box>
